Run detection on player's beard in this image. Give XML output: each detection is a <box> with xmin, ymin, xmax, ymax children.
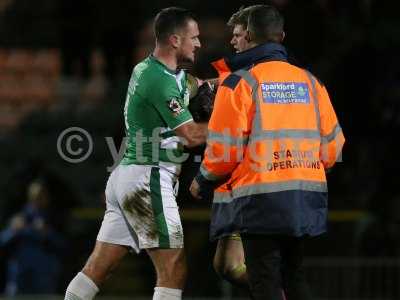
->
<box><xmin>177</xmin><ymin>51</ymin><xmax>195</xmax><ymax>66</ymax></box>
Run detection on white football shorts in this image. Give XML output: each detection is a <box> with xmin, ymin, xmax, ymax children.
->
<box><xmin>97</xmin><ymin>164</ymin><xmax>183</xmax><ymax>253</ymax></box>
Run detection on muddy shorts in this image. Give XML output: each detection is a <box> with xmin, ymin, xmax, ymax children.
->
<box><xmin>97</xmin><ymin>164</ymin><xmax>183</xmax><ymax>253</ymax></box>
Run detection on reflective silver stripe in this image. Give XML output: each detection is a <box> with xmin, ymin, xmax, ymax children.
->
<box><xmin>208</xmin><ymin>130</ymin><xmax>249</xmax><ymax>146</ymax></box>
<box><xmin>304</xmin><ymin>70</ymin><xmax>321</xmax><ymax>134</ymax></box>
<box><xmin>212</xmin><ymin>191</ymin><xmax>233</xmax><ymax>203</ymax></box>
<box><xmin>200</xmin><ymin>164</ymin><xmax>226</xmax><ymax>181</ymax></box>
<box><xmin>250</xmin><ymin>129</ymin><xmax>320</xmax><ymax>140</ymax></box>
<box><xmin>233</xmin><ymin>70</ymin><xmax>263</xmax><ymax>142</ymax></box>
<box><xmin>252</xmin><ymin>89</ymin><xmax>263</xmax><ymax>140</ymax></box>
<box><xmin>322</xmin><ymin>123</ymin><xmax>342</xmax><ymax>144</ymax></box>
<box><xmin>228</xmin><ymin>70</ymin><xmax>321</xmax><ymax>147</ymax></box>
<box><xmin>335</xmin><ymin>150</ymin><xmax>343</xmax><ymax>161</ymax></box>
<box><xmin>213</xmin><ymin>180</ymin><xmax>328</xmax><ymax>203</ymax></box>
<box><xmin>235</xmin><ymin>69</ymin><xmax>258</xmax><ymax>102</ymax></box>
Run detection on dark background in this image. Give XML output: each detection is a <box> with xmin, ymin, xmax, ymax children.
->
<box><xmin>0</xmin><ymin>0</ymin><xmax>399</xmax><ymax>298</ymax></box>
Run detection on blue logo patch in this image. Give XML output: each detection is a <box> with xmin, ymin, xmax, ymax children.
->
<box><xmin>261</xmin><ymin>82</ymin><xmax>310</xmax><ymax>104</ymax></box>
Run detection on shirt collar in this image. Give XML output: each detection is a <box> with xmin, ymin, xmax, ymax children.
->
<box><xmin>149</xmin><ymin>54</ymin><xmax>181</xmax><ymax>75</ymax></box>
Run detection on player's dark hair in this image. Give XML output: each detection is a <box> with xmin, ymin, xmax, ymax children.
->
<box><xmin>154</xmin><ymin>7</ymin><xmax>196</xmax><ymax>44</ymax></box>
<box><xmin>247</xmin><ymin>5</ymin><xmax>284</xmax><ymax>44</ymax></box>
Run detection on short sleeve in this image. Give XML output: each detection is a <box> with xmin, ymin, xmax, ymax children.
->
<box><xmin>149</xmin><ymin>77</ymin><xmax>193</xmax><ymax>130</ymax></box>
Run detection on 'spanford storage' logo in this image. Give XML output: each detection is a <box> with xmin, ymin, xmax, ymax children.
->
<box><xmin>261</xmin><ymin>82</ymin><xmax>310</xmax><ymax>104</ymax></box>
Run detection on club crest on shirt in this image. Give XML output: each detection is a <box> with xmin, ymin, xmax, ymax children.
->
<box><xmin>167</xmin><ymin>98</ymin><xmax>184</xmax><ymax>116</ymax></box>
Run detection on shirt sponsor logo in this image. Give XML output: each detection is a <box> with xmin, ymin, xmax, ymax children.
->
<box><xmin>261</xmin><ymin>82</ymin><xmax>310</xmax><ymax>104</ymax></box>
<box><xmin>167</xmin><ymin>98</ymin><xmax>184</xmax><ymax>116</ymax></box>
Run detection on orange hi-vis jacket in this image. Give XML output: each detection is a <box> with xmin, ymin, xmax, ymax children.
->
<box><xmin>197</xmin><ymin>43</ymin><xmax>345</xmax><ymax>240</ymax></box>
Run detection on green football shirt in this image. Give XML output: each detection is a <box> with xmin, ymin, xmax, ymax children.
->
<box><xmin>121</xmin><ymin>55</ymin><xmax>193</xmax><ymax>167</ymax></box>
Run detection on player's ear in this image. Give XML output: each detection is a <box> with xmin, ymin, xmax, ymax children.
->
<box><xmin>169</xmin><ymin>34</ymin><xmax>181</xmax><ymax>48</ymax></box>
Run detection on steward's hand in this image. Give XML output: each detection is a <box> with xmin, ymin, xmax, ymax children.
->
<box><xmin>189</xmin><ymin>178</ymin><xmax>201</xmax><ymax>200</ymax></box>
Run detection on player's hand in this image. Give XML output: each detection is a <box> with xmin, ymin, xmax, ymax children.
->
<box><xmin>188</xmin><ymin>82</ymin><xmax>215</xmax><ymax>122</ymax></box>
<box><xmin>187</xmin><ymin>73</ymin><xmax>200</xmax><ymax>99</ymax></box>
<box><xmin>190</xmin><ymin>178</ymin><xmax>202</xmax><ymax>200</ymax></box>
<box><xmin>196</xmin><ymin>77</ymin><xmax>204</xmax><ymax>86</ymax></box>
<box><xmin>205</xmin><ymin>78</ymin><xmax>219</xmax><ymax>89</ymax></box>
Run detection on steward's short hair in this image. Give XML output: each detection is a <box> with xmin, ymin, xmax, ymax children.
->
<box><xmin>154</xmin><ymin>7</ymin><xmax>196</xmax><ymax>43</ymax></box>
<box><xmin>227</xmin><ymin>6</ymin><xmax>251</xmax><ymax>28</ymax></box>
<box><xmin>247</xmin><ymin>5</ymin><xmax>284</xmax><ymax>43</ymax></box>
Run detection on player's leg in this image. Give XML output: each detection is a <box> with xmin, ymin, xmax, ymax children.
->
<box><xmin>117</xmin><ymin>164</ymin><xmax>186</xmax><ymax>300</ymax></box>
<box><xmin>65</xmin><ymin>166</ymin><xmax>136</xmax><ymax>300</ymax></box>
<box><xmin>213</xmin><ymin>235</ymin><xmax>249</xmax><ymax>289</ymax></box>
<box><xmin>65</xmin><ymin>241</ymin><xmax>129</xmax><ymax>300</ymax></box>
<box><xmin>82</xmin><ymin>241</ymin><xmax>129</xmax><ymax>285</ymax></box>
<box><xmin>146</xmin><ymin>165</ymin><xmax>186</xmax><ymax>300</ymax></box>
<box><xmin>147</xmin><ymin>248</ymin><xmax>187</xmax><ymax>300</ymax></box>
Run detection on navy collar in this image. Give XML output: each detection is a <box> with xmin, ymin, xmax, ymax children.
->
<box><xmin>224</xmin><ymin>43</ymin><xmax>288</xmax><ymax>72</ymax></box>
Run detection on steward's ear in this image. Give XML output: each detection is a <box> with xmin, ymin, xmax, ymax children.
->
<box><xmin>245</xmin><ymin>30</ymin><xmax>252</xmax><ymax>43</ymax></box>
<box><xmin>281</xmin><ymin>31</ymin><xmax>286</xmax><ymax>42</ymax></box>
